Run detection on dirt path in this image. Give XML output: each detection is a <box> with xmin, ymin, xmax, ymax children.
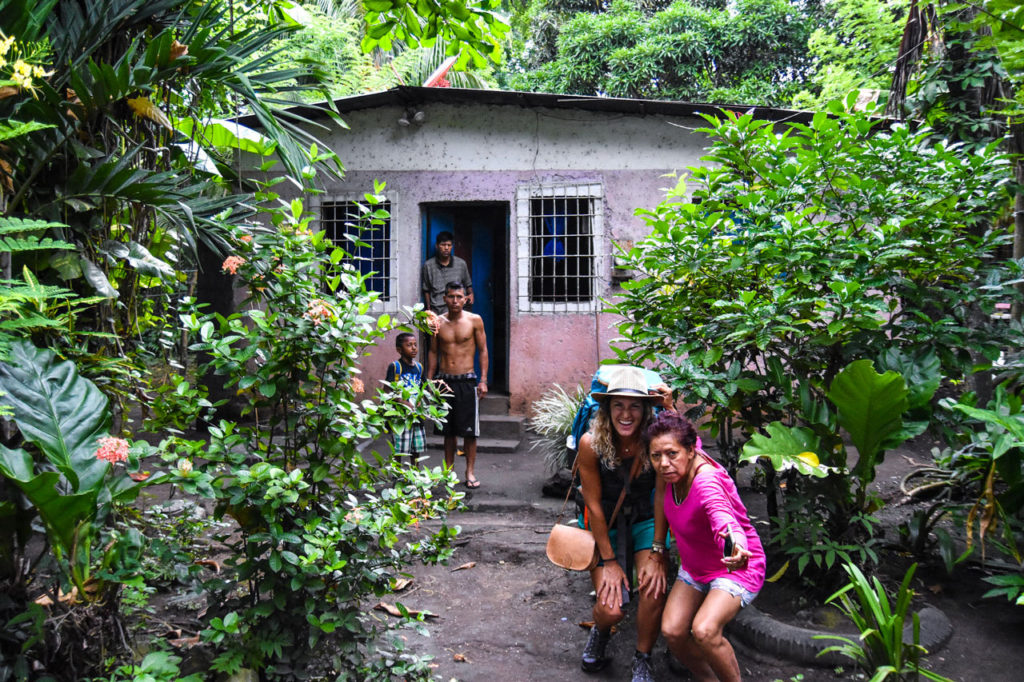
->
<box><xmin>398</xmin><ymin>444</ymin><xmax>1024</xmax><ymax>681</ymax></box>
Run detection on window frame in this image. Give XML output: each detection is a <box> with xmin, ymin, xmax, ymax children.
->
<box><xmin>515</xmin><ymin>181</ymin><xmax>605</xmax><ymax>313</ymax></box>
<box><xmin>314</xmin><ymin>193</ymin><xmax>399</xmax><ymax>313</ymax></box>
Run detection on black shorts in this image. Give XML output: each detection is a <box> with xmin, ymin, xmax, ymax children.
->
<box><xmin>435</xmin><ymin>373</ymin><xmax>479</xmax><ymax>438</ymax></box>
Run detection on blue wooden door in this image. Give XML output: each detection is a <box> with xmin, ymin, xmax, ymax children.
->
<box><xmin>423</xmin><ymin>203</ymin><xmax>508</xmax><ymax>392</ymax></box>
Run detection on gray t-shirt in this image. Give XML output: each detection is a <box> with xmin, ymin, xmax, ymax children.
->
<box><xmin>421</xmin><ymin>255</ymin><xmax>472</xmax><ymax>310</ymax></box>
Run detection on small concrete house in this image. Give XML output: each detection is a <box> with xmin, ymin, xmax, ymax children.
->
<box><xmin>265</xmin><ymin>87</ymin><xmax>806</xmax><ymax>416</ymax></box>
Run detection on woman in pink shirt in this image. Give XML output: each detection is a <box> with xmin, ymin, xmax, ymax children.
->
<box><xmin>646</xmin><ymin>412</ymin><xmax>765</xmax><ymax>682</ymax></box>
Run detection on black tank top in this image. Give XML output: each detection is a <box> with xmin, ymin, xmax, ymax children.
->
<box><xmin>597</xmin><ymin>455</ymin><xmax>656</xmax><ymax>524</ymax></box>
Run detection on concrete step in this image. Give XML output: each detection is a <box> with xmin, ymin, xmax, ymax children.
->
<box><xmin>479</xmin><ymin>414</ymin><xmax>525</xmax><ymax>440</ymax></box>
<box><xmin>424</xmin><ymin>435</ymin><xmax>522</xmax><ymax>454</ymax></box>
<box><xmin>479</xmin><ymin>393</ymin><xmax>509</xmax><ymax>415</ymax></box>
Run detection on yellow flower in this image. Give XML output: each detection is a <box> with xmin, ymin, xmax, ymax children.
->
<box><xmin>796</xmin><ymin>451</ymin><xmax>820</xmax><ymax>467</ymax></box>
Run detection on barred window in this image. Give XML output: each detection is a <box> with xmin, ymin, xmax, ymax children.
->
<box><xmin>516</xmin><ymin>182</ymin><xmax>603</xmax><ymax>312</ymax></box>
<box><xmin>320</xmin><ymin>199</ymin><xmax>394</xmax><ymax>302</ymax></box>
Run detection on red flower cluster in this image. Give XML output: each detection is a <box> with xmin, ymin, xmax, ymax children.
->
<box><xmin>94</xmin><ymin>436</ymin><xmax>129</xmax><ymax>464</ymax></box>
<box><xmin>222</xmin><ymin>255</ymin><xmax>245</xmax><ymax>275</ymax></box>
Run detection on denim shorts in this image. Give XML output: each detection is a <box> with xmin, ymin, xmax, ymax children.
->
<box><xmin>676</xmin><ymin>566</ymin><xmax>759</xmax><ymax>608</ymax></box>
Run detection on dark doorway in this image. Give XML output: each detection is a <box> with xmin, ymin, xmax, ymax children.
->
<box><xmin>423</xmin><ymin>202</ymin><xmax>509</xmax><ymax>393</ymax></box>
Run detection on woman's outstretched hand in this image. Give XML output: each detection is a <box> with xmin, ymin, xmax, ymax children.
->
<box><xmin>648</xmin><ymin>383</ymin><xmax>675</xmax><ymax>411</ymax></box>
<box><xmin>721</xmin><ymin>531</ymin><xmax>751</xmax><ymax>573</ymax></box>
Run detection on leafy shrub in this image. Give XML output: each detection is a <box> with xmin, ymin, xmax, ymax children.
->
<box><xmin>610</xmin><ymin>97</ymin><xmax>1021</xmax><ymax>575</ymax></box>
<box><xmin>818</xmin><ymin>562</ymin><xmax>952</xmax><ymax>682</ymax></box>
<box><xmin>529</xmin><ymin>383</ymin><xmax>587</xmax><ymax>471</ymax></box>
<box><xmin>153</xmin><ymin>188</ymin><xmax>458</xmax><ymax>679</ymax></box>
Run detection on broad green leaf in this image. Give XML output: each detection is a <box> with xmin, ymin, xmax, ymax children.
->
<box><xmin>173</xmin><ymin>117</ymin><xmax>276</xmax><ymax>155</ymax></box>
<box><xmin>949</xmin><ymin>403</ymin><xmax>1024</xmax><ymax>446</ymax></box>
<box><xmin>739</xmin><ymin>422</ymin><xmax>839</xmax><ymax>478</ymax></box>
<box><xmin>0</xmin><ymin>341</ymin><xmax>111</xmax><ymax>491</ymax></box>
<box><xmin>0</xmin><ymin>119</ymin><xmax>54</xmax><ymax>142</ymax></box>
<box><xmin>0</xmin><ymin>446</ymin><xmax>98</xmax><ymax>556</ymax></box>
<box><xmin>80</xmin><ymin>257</ymin><xmax>118</xmax><ymax>299</ymax></box>
<box><xmin>827</xmin><ymin>360</ymin><xmax>908</xmax><ymax>484</ymax></box>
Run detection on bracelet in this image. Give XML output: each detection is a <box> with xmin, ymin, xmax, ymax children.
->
<box><xmin>650</xmin><ymin>540</ymin><xmax>666</xmax><ymax>553</ymax></box>
<box><xmin>596</xmin><ymin>555</ymin><xmax>616</xmax><ymax>567</ymax></box>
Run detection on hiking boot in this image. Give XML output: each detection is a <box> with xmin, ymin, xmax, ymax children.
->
<box><xmin>580</xmin><ymin>625</ymin><xmax>611</xmax><ymax>672</ymax></box>
<box><xmin>631</xmin><ymin>651</ymin><xmax>655</xmax><ymax>682</ymax></box>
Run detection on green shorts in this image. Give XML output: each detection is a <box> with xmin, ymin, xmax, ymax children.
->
<box><xmin>577</xmin><ymin>514</ymin><xmax>656</xmax><ymax>561</ymax></box>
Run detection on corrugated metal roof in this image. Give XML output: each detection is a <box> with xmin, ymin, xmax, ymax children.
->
<box><xmin>277</xmin><ymin>86</ymin><xmax>814</xmax><ymax>125</ymax></box>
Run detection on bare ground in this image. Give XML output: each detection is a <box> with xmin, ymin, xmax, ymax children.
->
<box><xmin>396</xmin><ymin>442</ymin><xmax>1024</xmax><ymax>682</ymax></box>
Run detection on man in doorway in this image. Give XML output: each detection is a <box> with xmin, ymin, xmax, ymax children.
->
<box><xmin>427</xmin><ymin>281</ymin><xmax>488</xmax><ymax>488</ymax></box>
<box><xmin>421</xmin><ymin>230</ymin><xmax>474</xmax><ymax>314</ymax></box>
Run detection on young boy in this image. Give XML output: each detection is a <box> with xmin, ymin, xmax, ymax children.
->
<box><xmin>385</xmin><ymin>332</ymin><xmax>426</xmax><ymax>463</ymax></box>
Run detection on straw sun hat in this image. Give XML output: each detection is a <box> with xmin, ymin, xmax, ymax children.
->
<box><xmin>590</xmin><ymin>365</ymin><xmax>662</xmax><ymax>401</ymax></box>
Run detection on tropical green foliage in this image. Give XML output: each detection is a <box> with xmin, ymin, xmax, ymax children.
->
<box><xmin>360</xmin><ymin>0</ymin><xmax>508</xmax><ymax>70</ymax></box>
<box><xmin>0</xmin><ymin>1</ymin><xmax>508</xmax><ymax>677</ymax></box>
<box><xmin>0</xmin><ymin>341</ymin><xmax>147</xmax><ymax>595</ymax></box>
<box><xmin>268</xmin><ymin>1</ymin><xmax>498</xmax><ymax>101</ymax></box>
<box><xmin>609</xmin><ymin>97</ymin><xmax>1022</xmax><ymax>578</ymax></box>
<box><xmin>741</xmin><ymin>359</ymin><xmax>930</xmax><ymax>578</ymax></box>
<box><xmin>791</xmin><ymin>0</ymin><xmax>908</xmax><ymax>110</ymax></box>
<box><xmin>818</xmin><ymin>562</ymin><xmax>952</xmax><ymax>681</ymax></box>
<box><xmin>145</xmin><ymin>188</ymin><xmax>460</xmax><ymax>678</ymax></box>
<box><xmin>508</xmin><ymin>0</ymin><xmax>825</xmax><ymax>105</ymax></box>
<box><xmin>529</xmin><ymin>382</ymin><xmax>586</xmax><ymax>471</ymax></box>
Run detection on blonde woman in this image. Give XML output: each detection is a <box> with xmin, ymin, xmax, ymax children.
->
<box><xmin>576</xmin><ymin>366</ymin><xmax>674</xmax><ymax>682</ymax></box>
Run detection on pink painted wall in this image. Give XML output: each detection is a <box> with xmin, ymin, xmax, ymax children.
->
<box><xmin>260</xmin><ymin>99</ymin><xmax>712</xmax><ymax>416</ymax></box>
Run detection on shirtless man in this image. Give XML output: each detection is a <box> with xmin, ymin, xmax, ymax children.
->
<box><xmin>427</xmin><ymin>281</ymin><xmax>488</xmax><ymax>488</ymax></box>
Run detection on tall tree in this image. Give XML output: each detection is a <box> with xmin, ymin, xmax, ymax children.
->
<box><xmin>791</xmin><ymin>0</ymin><xmax>908</xmax><ymax>110</ymax></box>
<box><xmin>506</xmin><ymin>0</ymin><xmax>826</xmax><ymax>106</ymax></box>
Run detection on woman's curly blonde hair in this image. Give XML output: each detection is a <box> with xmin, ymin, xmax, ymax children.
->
<box><xmin>589</xmin><ymin>399</ymin><xmax>655</xmax><ymax>472</ymax></box>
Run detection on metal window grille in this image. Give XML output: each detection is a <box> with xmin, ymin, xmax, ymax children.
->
<box><xmin>517</xmin><ymin>183</ymin><xmax>603</xmax><ymax>313</ymax></box>
<box><xmin>320</xmin><ymin>200</ymin><xmax>393</xmax><ymax>301</ymax></box>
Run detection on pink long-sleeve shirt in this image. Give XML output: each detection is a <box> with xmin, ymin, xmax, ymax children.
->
<box><xmin>664</xmin><ymin>456</ymin><xmax>766</xmax><ymax>593</ymax></box>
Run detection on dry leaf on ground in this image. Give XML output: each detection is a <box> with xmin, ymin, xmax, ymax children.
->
<box><xmin>450</xmin><ymin>561</ymin><xmax>476</xmax><ymax>572</ymax></box>
<box><xmin>374</xmin><ymin>601</ymin><xmax>438</xmax><ymax>619</ymax></box>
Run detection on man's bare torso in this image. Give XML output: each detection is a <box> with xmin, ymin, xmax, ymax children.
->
<box><xmin>436</xmin><ymin>312</ymin><xmax>481</xmax><ymax>375</ymax></box>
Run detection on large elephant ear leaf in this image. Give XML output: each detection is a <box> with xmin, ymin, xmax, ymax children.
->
<box><xmin>827</xmin><ymin>359</ymin><xmax>908</xmax><ymax>484</ymax></box>
<box><xmin>0</xmin><ymin>340</ymin><xmax>111</xmax><ymax>491</ymax></box>
<box><xmin>0</xmin><ymin>444</ymin><xmax>98</xmax><ymax>556</ymax></box>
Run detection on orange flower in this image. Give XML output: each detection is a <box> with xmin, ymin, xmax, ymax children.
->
<box><xmin>424</xmin><ymin>310</ymin><xmax>442</xmax><ymax>334</ymax></box>
<box><xmin>350</xmin><ymin>377</ymin><xmax>365</xmax><ymax>394</ymax></box>
<box><xmin>95</xmin><ymin>436</ymin><xmax>129</xmax><ymax>464</ymax></box>
<box><xmin>239</xmin><ymin>234</ymin><xmax>252</xmax><ymax>244</ymax></box>
<box><xmin>303</xmin><ymin>298</ymin><xmax>334</xmax><ymax>326</ymax></box>
<box><xmin>222</xmin><ymin>255</ymin><xmax>245</xmax><ymax>275</ymax></box>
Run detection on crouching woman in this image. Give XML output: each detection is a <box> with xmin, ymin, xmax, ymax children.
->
<box><xmin>647</xmin><ymin>412</ymin><xmax>765</xmax><ymax>682</ymax></box>
<box><xmin>576</xmin><ymin>366</ymin><xmax>673</xmax><ymax>681</ymax></box>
